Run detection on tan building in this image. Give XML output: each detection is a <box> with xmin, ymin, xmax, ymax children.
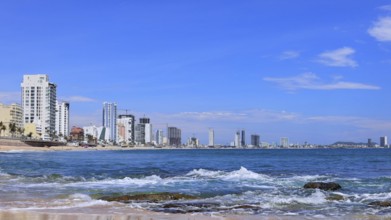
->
<box><xmin>0</xmin><ymin>103</ymin><xmax>23</xmax><ymax>137</ymax></box>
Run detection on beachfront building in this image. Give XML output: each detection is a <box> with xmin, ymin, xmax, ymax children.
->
<box><xmin>70</xmin><ymin>126</ymin><xmax>84</xmax><ymax>142</ymax></box>
<box><xmin>55</xmin><ymin>101</ymin><xmax>70</xmax><ymax>139</ymax></box>
<box><xmin>187</xmin><ymin>136</ymin><xmax>199</xmax><ymax>147</ymax></box>
<box><xmin>208</xmin><ymin>128</ymin><xmax>214</xmax><ymax>146</ymax></box>
<box><xmin>103</xmin><ymin>102</ymin><xmax>117</xmax><ymax>143</ymax></box>
<box><xmin>117</xmin><ymin>114</ymin><xmax>135</xmax><ymax>145</ymax></box>
<box><xmin>155</xmin><ymin>129</ymin><xmax>163</xmax><ymax>146</ymax></box>
<box><xmin>21</xmin><ymin>74</ymin><xmax>57</xmax><ymax>140</ymax></box>
<box><xmin>280</xmin><ymin>137</ymin><xmax>289</xmax><ymax>148</ymax></box>
<box><xmin>0</xmin><ymin>103</ymin><xmax>23</xmax><ymax>137</ymax></box>
<box><xmin>83</xmin><ymin>125</ymin><xmax>110</xmax><ymax>143</ymax></box>
<box><xmin>234</xmin><ymin>131</ymin><xmax>241</xmax><ymax>147</ymax></box>
<box><xmin>380</xmin><ymin>136</ymin><xmax>388</xmax><ymax>147</ymax></box>
<box><xmin>251</xmin><ymin>134</ymin><xmax>260</xmax><ymax>147</ymax></box>
<box><xmin>241</xmin><ymin>130</ymin><xmax>246</xmax><ymax>147</ymax></box>
<box><xmin>167</xmin><ymin>127</ymin><xmax>181</xmax><ymax>147</ymax></box>
<box><xmin>135</xmin><ymin>117</ymin><xmax>152</xmax><ymax>145</ymax></box>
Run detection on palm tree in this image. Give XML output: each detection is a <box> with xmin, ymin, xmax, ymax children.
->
<box><xmin>17</xmin><ymin>127</ymin><xmax>25</xmax><ymax>137</ymax></box>
<box><xmin>0</xmin><ymin>122</ymin><xmax>6</xmax><ymax>137</ymax></box>
<box><xmin>8</xmin><ymin>123</ymin><xmax>16</xmax><ymax>137</ymax></box>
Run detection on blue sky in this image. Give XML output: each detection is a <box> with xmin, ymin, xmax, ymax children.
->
<box><xmin>1</xmin><ymin>0</ymin><xmax>391</xmax><ymax>145</ymax></box>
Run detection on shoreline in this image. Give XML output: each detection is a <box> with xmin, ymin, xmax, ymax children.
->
<box><xmin>0</xmin><ymin>210</ymin><xmax>385</xmax><ymax>220</ymax></box>
<box><xmin>0</xmin><ymin>145</ymin><xmax>390</xmax><ymax>153</ymax></box>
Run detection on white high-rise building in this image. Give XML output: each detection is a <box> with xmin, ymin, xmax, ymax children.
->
<box><xmin>21</xmin><ymin>74</ymin><xmax>57</xmax><ymax>140</ymax></box>
<box><xmin>156</xmin><ymin>129</ymin><xmax>163</xmax><ymax>145</ymax></box>
<box><xmin>55</xmin><ymin>101</ymin><xmax>70</xmax><ymax>138</ymax></box>
<box><xmin>117</xmin><ymin>115</ymin><xmax>135</xmax><ymax>145</ymax></box>
<box><xmin>103</xmin><ymin>102</ymin><xmax>117</xmax><ymax>143</ymax></box>
<box><xmin>208</xmin><ymin>128</ymin><xmax>214</xmax><ymax>146</ymax></box>
<box><xmin>234</xmin><ymin>131</ymin><xmax>241</xmax><ymax>147</ymax></box>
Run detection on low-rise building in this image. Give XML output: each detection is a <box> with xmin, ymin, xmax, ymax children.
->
<box><xmin>0</xmin><ymin>103</ymin><xmax>23</xmax><ymax>137</ymax></box>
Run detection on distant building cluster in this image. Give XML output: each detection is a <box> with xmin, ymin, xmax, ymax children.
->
<box><xmin>0</xmin><ymin>74</ymin><xmax>390</xmax><ymax>149</ymax></box>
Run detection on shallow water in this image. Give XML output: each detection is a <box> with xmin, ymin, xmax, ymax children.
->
<box><xmin>0</xmin><ymin>149</ymin><xmax>391</xmax><ymax>217</ymax></box>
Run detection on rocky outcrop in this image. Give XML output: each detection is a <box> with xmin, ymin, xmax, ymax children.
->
<box><xmin>99</xmin><ymin>192</ymin><xmax>198</xmax><ymax>203</ymax></box>
<box><xmin>303</xmin><ymin>182</ymin><xmax>342</xmax><ymax>191</ymax></box>
<box><xmin>326</xmin><ymin>194</ymin><xmax>344</xmax><ymax>201</ymax></box>
<box><xmin>368</xmin><ymin>201</ymin><xmax>391</xmax><ymax>207</ymax></box>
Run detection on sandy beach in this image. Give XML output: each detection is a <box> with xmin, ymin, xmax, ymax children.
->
<box><xmin>0</xmin><ymin>144</ymin><xmax>165</xmax><ymax>152</ymax></box>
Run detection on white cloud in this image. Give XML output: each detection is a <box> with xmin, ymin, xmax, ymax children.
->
<box><xmin>0</xmin><ymin>92</ymin><xmax>21</xmax><ymax>104</ymax></box>
<box><xmin>318</xmin><ymin>47</ymin><xmax>358</xmax><ymax>67</ymax></box>
<box><xmin>62</xmin><ymin>96</ymin><xmax>96</xmax><ymax>102</ymax></box>
<box><xmin>264</xmin><ymin>73</ymin><xmax>380</xmax><ymax>91</ymax></box>
<box><xmin>307</xmin><ymin>115</ymin><xmax>391</xmax><ymax>131</ymax></box>
<box><xmin>165</xmin><ymin>109</ymin><xmax>299</xmax><ymax>123</ymax></box>
<box><xmin>379</xmin><ymin>5</ymin><xmax>391</xmax><ymax>11</ymax></box>
<box><xmin>279</xmin><ymin>50</ymin><xmax>300</xmax><ymax>60</ymax></box>
<box><xmin>368</xmin><ymin>17</ymin><xmax>391</xmax><ymax>42</ymax></box>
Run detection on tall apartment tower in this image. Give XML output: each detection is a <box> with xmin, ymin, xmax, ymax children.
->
<box><xmin>156</xmin><ymin>129</ymin><xmax>163</xmax><ymax>145</ymax></box>
<box><xmin>234</xmin><ymin>131</ymin><xmax>241</xmax><ymax>147</ymax></box>
<box><xmin>103</xmin><ymin>102</ymin><xmax>117</xmax><ymax>143</ymax></box>
<box><xmin>380</xmin><ymin>136</ymin><xmax>388</xmax><ymax>147</ymax></box>
<box><xmin>167</xmin><ymin>127</ymin><xmax>181</xmax><ymax>147</ymax></box>
<box><xmin>21</xmin><ymin>74</ymin><xmax>57</xmax><ymax>140</ymax></box>
<box><xmin>117</xmin><ymin>114</ymin><xmax>135</xmax><ymax>145</ymax></box>
<box><xmin>251</xmin><ymin>134</ymin><xmax>260</xmax><ymax>147</ymax></box>
<box><xmin>55</xmin><ymin>101</ymin><xmax>70</xmax><ymax>138</ymax></box>
<box><xmin>208</xmin><ymin>128</ymin><xmax>215</xmax><ymax>146</ymax></box>
<box><xmin>135</xmin><ymin>117</ymin><xmax>152</xmax><ymax>145</ymax></box>
<box><xmin>241</xmin><ymin>130</ymin><xmax>246</xmax><ymax>147</ymax></box>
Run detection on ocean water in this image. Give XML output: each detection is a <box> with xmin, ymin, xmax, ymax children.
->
<box><xmin>0</xmin><ymin>149</ymin><xmax>391</xmax><ymax>218</ymax></box>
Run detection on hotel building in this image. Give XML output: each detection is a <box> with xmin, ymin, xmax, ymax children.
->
<box><xmin>21</xmin><ymin>74</ymin><xmax>57</xmax><ymax>140</ymax></box>
<box><xmin>0</xmin><ymin>103</ymin><xmax>23</xmax><ymax>136</ymax></box>
<box><xmin>55</xmin><ymin>101</ymin><xmax>70</xmax><ymax>138</ymax></box>
<box><xmin>103</xmin><ymin>102</ymin><xmax>117</xmax><ymax>143</ymax></box>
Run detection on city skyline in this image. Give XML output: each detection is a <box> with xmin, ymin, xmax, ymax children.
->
<box><xmin>1</xmin><ymin>1</ymin><xmax>391</xmax><ymax>144</ymax></box>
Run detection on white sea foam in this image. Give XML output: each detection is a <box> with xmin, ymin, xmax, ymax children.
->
<box><xmin>186</xmin><ymin>166</ymin><xmax>271</xmax><ymax>182</ymax></box>
<box><xmin>7</xmin><ymin>193</ymin><xmax>110</xmax><ymax>211</ymax></box>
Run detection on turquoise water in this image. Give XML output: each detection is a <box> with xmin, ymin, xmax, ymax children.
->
<box><xmin>0</xmin><ymin>149</ymin><xmax>391</xmax><ymax>217</ymax></box>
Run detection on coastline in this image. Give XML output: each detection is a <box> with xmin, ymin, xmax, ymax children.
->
<box><xmin>0</xmin><ymin>210</ymin><xmax>384</xmax><ymax>220</ymax></box>
<box><xmin>0</xmin><ymin>145</ymin><xmax>389</xmax><ymax>153</ymax></box>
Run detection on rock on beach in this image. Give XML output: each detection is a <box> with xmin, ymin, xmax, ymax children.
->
<box><xmin>303</xmin><ymin>182</ymin><xmax>342</xmax><ymax>191</ymax></box>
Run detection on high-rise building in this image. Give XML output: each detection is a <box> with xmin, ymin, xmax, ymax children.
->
<box><xmin>135</xmin><ymin>124</ymin><xmax>145</xmax><ymax>145</ymax></box>
<box><xmin>135</xmin><ymin>117</ymin><xmax>152</xmax><ymax>145</ymax></box>
<box><xmin>208</xmin><ymin>128</ymin><xmax>214</xmax><ymax>146</ymax></box>
<box><xmin>102</xmin><ymin>102</ymin><xmax>117</xmax><ymax>143</ymax></box>
<box><xmin>55</xmin><ymin>101</ymin><xmax>70</xmax><ymax>138</ymax></box>
<box><xmin>380</xmin><ymin>136</ymin><xmax>388</xmax><ymax>147</ymax></box>
<box><xmin>234</xmin><ymin>131</ymin><xmax>241</xmax><ymax>147</ymax></box>
<box><xmin>241</xmin><ymin>130</ymin><xmax>246</xmax><ymax>147</ymax></box>
<box><xmin>167</xmin><ymin>127</ymin><xmax>181</xmax><ymax>147</ymax></box>
<box><xmin>251</xmin><ymin>134</ymin><xmax>260</xmax><ymax>147</ymax></box>
<box><xmin>280</xmin><ymin>137</ymin><xmax>289</xmax><ymax>148</ymax></box>
<box><xmin>368</xmin><ymin>138</ymin><xmax>372</xmax><ymax>148</ymax></box>
<box><xmin>156</xmin><ymin>129</ymin><xmax>163</xmax><ymax>145</ymax></box>
<box><xmin>0</xmin><ymin>103</ymin><xmax>23</xmax><ymax>136</ymax></box>
<box><xmin>117</xmin><ymin>114</ymin><xmax>135</xmax><ymax>145</ymax></box>
<box><xmin>21</xmin><ymin>74</ymin><xmax>57</xmax><ymax>140</ymax></box>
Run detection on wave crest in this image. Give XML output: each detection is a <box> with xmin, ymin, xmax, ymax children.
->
<box><xmin>186</xmin><ymin>166</ymin><xmax>271</xmax><ymax>181</ymax></box>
